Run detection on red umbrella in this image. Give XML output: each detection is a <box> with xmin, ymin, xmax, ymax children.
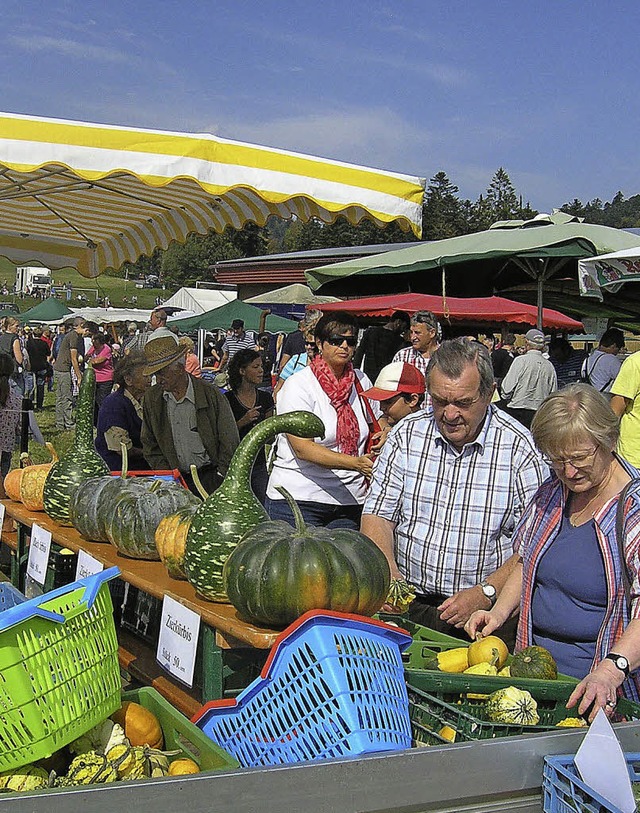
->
<box><xmin>315</xmin><ymin>293</ymin><xmax>583</xmax><ymax>330</ymax></box>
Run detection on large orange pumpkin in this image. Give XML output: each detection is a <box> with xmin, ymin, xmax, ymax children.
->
<box><xmin>20</xmin><ymin>444</ymin><xmax>59</xmax><ymax>511</ymax></box>
<box><xmin>3</xmin><ymin>467</ymin><xmax>23</xmax><ymax>502</ymax></box>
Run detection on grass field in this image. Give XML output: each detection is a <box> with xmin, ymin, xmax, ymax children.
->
<box><xmin>0</xmin><ymin>257</ymin><xmax>169</xmax><ymax>313</ymax></box>
<box><xmin>12</xmin><ymin>390</ymin><xmax>75</xmax><ymax>468</ymax></box>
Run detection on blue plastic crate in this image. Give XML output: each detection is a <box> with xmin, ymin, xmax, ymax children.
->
<box><xmin>193</xmin><ymin>610</ymin><xmax>413</xmax><ymax>767</ymax></box>
<box><xmin>0</xmin><ymin>582</ymin><xmax>25</xmax><ymax>612</ymax></box>
<box><xmin>543</xmin><ymin>752</ymin><xmax>640</xmax><ymax>813</ymax></box>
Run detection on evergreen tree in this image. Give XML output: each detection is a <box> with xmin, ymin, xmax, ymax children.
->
<box><xmin>486</xmin><ymin>167</ymin><xmax>519</xmax><ymax>222</ymax></box>
<box><xmin>422</xmin><ymin>172</ymin><xmax>465</xmax><ymax>240</ymax></box>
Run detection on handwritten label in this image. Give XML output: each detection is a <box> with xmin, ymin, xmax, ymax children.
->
<box><xmin>76</xmin><ymin>549</ymin><xmax>104</xmax><ymax>580</ymax></box>
<box><xmin>26</xmin><ymin>524</ymin><xmax>52</xmax><ymax>585</ymax></box>
<box><xmin>157</xmin><ymin>595</ymin><xmax>200</xmax><ymax>687</ymax></box>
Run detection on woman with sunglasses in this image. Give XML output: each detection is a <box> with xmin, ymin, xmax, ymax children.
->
<box><xmin>266</xmin><ymin>312</ymin><xmax>380</xmax><ymax>530</ymax></box>
<box><xmin>466</xmin><ymin>384</ymin><xmax>640</xmax><ymax>718</ymax></box>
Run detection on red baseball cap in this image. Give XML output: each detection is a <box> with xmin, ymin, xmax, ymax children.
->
<box><xmin>361</xmin><ymin>361</ymin><xmax>426</xmax><ymax>401</ymax></box>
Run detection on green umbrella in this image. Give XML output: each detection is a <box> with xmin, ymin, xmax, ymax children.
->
<box><xmin>170</xmin><ymin>299</ymin><xmax>299</xmax><ymax>333</ymax></box>
<box><xmin>306</xmin><ymin>211</ymin><xmax>640</xmax><ymax>327</ymax></box>
<box><xmin>19</xmin><ymin>297</ymin><xmax>73</xmax><ymax>323</ymax></box>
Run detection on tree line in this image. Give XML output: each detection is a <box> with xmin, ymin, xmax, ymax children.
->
<box><xmin>118</xmin><ymin>168</ymin><xmax>640</xmax><ymax>289</ymax></box>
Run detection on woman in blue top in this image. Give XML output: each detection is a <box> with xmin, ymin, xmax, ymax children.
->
<box><xmin>467</xmin><ymin>384</ymin><xmax>640</xmax><ymax>717</ymax></box>
<box><xmin>95</xmin><ymin>351</ymin><xmax>151</xmax><ymax>470</ymax></box>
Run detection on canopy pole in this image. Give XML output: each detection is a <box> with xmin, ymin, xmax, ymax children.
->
<box><xmin>441</xmin><ymin>268</ymin><xmax>450</xmax><ymax>321</ymax></box>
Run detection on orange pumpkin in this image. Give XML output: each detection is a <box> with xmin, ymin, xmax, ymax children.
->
<box><xmin>112</xmin><ymin>701</ymin><xmax>164</xmax><ymax>749</ymax></box>
<box><xmin>3</xmin><ymin>467</ymin><xmax>23</xmax><ymax>502</ymax></box>
<box><xmin>155</xmin><ymin>505</ymin><xmax>198</xmax><ymax>580</ymax></box>
<box><xmin>19</xmin><ymin>444</ymin><xmax>58</xmax><ymax>511</ymax></box>
<box><xmin>168</xmin><ymin>758</ymin><xmax>200</xmax><ymax>775</ymax></box>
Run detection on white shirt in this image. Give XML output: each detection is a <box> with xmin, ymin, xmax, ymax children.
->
<box><xmin>267</xmin><ymin>366</ymin><xmax>377</xmax><ymax>505</ymax></box>
<box><xmin>162</xmin><ymin>377</ymin><xmax>209</xmax><ymax>471</ymax></box>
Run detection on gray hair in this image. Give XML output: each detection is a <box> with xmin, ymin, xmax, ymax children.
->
<box><xmin>411</xmin><ymin>310</ymin><xmax>439</xmax><ymax>331</ymax></box>
<box><xmin>531</xmin><ymin>383</ymin><xmax>619</xmax><ymax>457</ymax></box>
<box><xmin>425</xmin><ymin>338</ymin><xmax>495</xmax><ymax>398</ymax></box>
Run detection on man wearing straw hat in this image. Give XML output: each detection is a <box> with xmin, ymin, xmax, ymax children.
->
<box><xmin>140</xmin><ymin>334</ymin><xmax>239</xmax><ymax>495</ymax></box>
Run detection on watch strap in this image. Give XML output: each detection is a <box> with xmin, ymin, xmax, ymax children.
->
<box><xmin>605</xmin><ymin>652</ymin><xmax>630</xmax><ymax>677</ymax></box>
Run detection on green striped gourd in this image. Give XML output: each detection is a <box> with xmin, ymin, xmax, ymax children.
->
<box><xmin>43</xmin><ymin>366</ymin><xmax>110</xmax><ymax>525</ymax></box>
<box><xmin>184</xmin><ymin>410</ymin><xmax>325</xmax><ymax>602</ymax></box>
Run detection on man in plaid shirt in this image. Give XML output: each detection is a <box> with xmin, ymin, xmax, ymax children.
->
<box><xmin>362</xmin><ymin>339</ymin><xmax>548</xmax><ymax>644</ymax></box>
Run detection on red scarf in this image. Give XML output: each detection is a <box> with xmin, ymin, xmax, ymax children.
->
<box><xmin>310</xmin><ymin>354</ymin><xmax>359</xmax><ymax>456</ymax></box>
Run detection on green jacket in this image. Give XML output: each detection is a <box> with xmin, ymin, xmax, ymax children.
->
<box><xmin>141</xmin><ymin>376</ymin><xmax>239</xmax><ymax>480</ymax></box>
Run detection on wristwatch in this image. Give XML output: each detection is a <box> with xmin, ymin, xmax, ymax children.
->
<box><xmin>605</xmin><ymin>653</ymin><xmax>630</xmax><ymax>677</ymax></box>
<box><xmin>479</xmin><ymin>581</ymin><xmax>497</xmax><ymax>607</ymax></box>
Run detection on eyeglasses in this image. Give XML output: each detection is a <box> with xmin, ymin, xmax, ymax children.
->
<box><xmin>430</xmin><ymin>392</ymin><xmax>482</xmax><ymax>411</ymax></box>
<box><xmin>542</xmin><ymin>446</ymin><xmax>599</xmax><ymax>470</ymax></box>
<box><xmin>304</xmin><ymin>340</ymin><xmax>316</xmax><ymax>347</ymax></box>
<box><xmin>325</xmin><ymin>335</ymin><xmax>357</xmax><ymax>347</ymax></box>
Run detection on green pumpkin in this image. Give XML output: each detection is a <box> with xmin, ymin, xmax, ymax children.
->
<box><xmin>184</xmin><ymin>410</ymin><xmax>325</xmax><ymax>602</ymax></box>
<box><xmin>510</xmin><ymin>645</ymin><xmax>558</xmax><ymax>680</ymax></box>
<box><xmin>223</xmin><ymin>486</ymin><xmax>390</xmax><ymax>627</ymax></box>
<box><xmin>43</xmin><ymin>367</ymin><xmax>110</xmax><ymax>525</ymax></box>
<box><xmin>70</xmin><ymin>446</ymin><xmax>148</xmax><ymax>542</ymax></box>
<box><xmin>106</xmin><ymin>479</ymin><xmax>200</xmax><ymax>560</ymax></box>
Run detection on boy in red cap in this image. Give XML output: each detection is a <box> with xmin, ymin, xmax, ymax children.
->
<box><xmin>361</xmin><ymin>361</ymin><xmax>426</xmax><ymax>450</ymax></box>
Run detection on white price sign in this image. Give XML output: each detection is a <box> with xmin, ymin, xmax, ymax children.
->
<box><xmin>157</xmin><ymin>595</ymin><xmax>200</xmax><ymax>687</ymax></box>
<box><xmin>0</xmin><ymin>503</ymin><xmax>5</xmax><ymax>531</ymax></box>
<box><xmin>75</xmin><ymin>549</ymin><xmax>104</xmax><ymax>580</ymax></box>
<box><xmin>26</xmin><ymin>524</ymin><xmax>52</xmax><ymax>585</ymax></box>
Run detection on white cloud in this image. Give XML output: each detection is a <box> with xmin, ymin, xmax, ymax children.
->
<box><xmin>7</xmin><ymin>35</ymin><xmax>130</xmax><ymax>64</ymax></box>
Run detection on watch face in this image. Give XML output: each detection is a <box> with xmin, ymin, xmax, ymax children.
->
<box><xmin>482</xmin><ymin>583</ymin><xmax>496</xmax><ymax>598</ymax></box>
<box><xmin>617</xmin><ymin>656</ymin><xmax>630</xmax><ymax>670</ymax></box>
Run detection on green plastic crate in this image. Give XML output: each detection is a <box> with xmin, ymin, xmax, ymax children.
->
<box><xmin>122</xmin><ymin>687</ymin><xmax>239</xmax><ymax>772</ymax></box>
<box><xmin>407</xmin><ymin>679</ymin><xmax>640</xmax><ymax>746</ymax></box>
<box><xmin>376</xmin><ymin>614</ymin><xmax>579</xmax><ymax>689</ymax></box>
<box><xmin>0</xmin><ymin>569</ymin><xmax>121</xmax><ymax>772</ymax></box>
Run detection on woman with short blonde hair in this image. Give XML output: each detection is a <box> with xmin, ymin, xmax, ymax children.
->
<box><xmin>531</xmin><ymin>384</ymin><xmax>619</xmax><ymax>459</ymax></box>
<box><xmin>467</xmin><ymin>383</ymin><xmax>640</xmax><ymax>716</ymax></box>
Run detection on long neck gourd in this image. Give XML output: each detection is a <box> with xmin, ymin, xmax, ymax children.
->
<box><xmin>43</xmin><ymin>366</ymin><xmax>110</xmax><ymax>525</ymax></box>
<box><xmin>184</xmin><ymin>410</ymin><xmax>325</xmax><ymax>602</ymax></box>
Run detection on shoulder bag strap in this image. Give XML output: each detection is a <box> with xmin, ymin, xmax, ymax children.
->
<box><xmin>615</xmin><ymin>480</ymin><xmax>636</xmax><ymax>611</ymax></box>
<box><xmin>353</xmin><ymin>375</ymin><xmax>381</xmax><ymax>433</ymax></box>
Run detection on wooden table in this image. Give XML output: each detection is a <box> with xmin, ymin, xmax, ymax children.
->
<box><xmin>1</xmin><ymin>500</ymin><xmax>280</xmax><ymax>716</ymax></box>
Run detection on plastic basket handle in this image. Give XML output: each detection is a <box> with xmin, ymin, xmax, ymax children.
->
<box><xmin>37</xmin><ymin>567</ymin><xmax>120</xmax><ymax>624</ymax></box>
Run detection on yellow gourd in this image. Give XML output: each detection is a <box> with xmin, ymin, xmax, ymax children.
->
<box><xmin>111</xmin><ymin>702</ymin><xmax>164</xmax><ymax>750</ymax></box>
<box><xmin>464</xmin><ymin>662</ymin><xmax>498</xmax><ymax>676</ymax></box>
<box><xmin>425</xmin><ymin>647</ymin><xmax>469</xmax><ymax>673</ymax></box>
<box><xmin>468</xmin><ymin>635</ymin><xmax>509</xmax><ymax>669</ymax></box>
<box><xmin>168</xmin><ymin>758</ymin><xmax>200</xmax><ymax>775</ymax></box>
<box><xmin>437</xmin><ymin>726</ymin><xmax>457</xmax><ymax>743</ymax></box>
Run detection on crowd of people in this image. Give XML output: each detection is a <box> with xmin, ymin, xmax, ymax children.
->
<box><xmin>3</xmin><ymin>304</ymin><xmax>640</xmax><ymax>720</ymax></box>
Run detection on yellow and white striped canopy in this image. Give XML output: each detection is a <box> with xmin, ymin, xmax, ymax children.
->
<box><xmin>0</xmin><ymin>111</ymin><xmax>424</xmax><ymax>278</ymax></box>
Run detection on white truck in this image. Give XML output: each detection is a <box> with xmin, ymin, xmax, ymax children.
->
<box><xmin>15</xmin><ymin>266</ymin><xmax>52</xmax><ymax>295</ymax></box>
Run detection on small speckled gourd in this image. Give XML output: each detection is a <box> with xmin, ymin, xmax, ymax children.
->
<box><xmin>184</xmin><ymin>410</ymin><xmax>325</xmax><ymax>602</ymax></box>
<box><xmin>43</xmin><ymin>367</ymin><xmax>110</xmax><ymax>525</ymax></box>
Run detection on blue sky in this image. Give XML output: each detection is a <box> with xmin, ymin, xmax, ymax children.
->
<box><xmin>1</xmin><ymin>1</ymin><xmax>638</xmax><ymax>210</ymax></box>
